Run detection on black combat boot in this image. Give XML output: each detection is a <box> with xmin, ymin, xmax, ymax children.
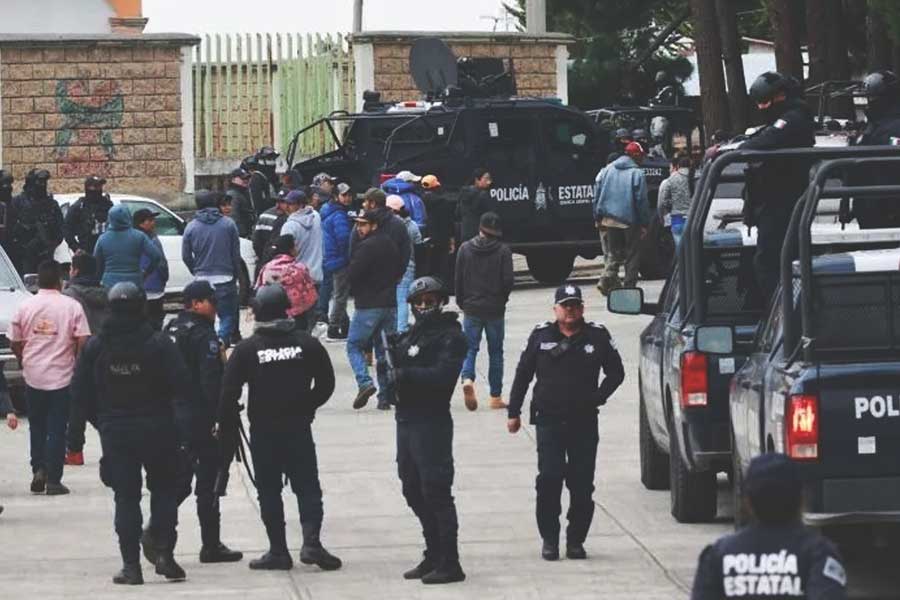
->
<box><xmin>140</xmin><ymin>528</ymin><xmax>158</xmax><ymax>564</ymax></box>
<box><xmin>566</xmin><ymin>542</ymin><xmax>587</xmax><ymax>560</ymax></box>
<box><xmin>300</xmin><ymin>523</ymin><xmax>342</xmax><ymax>571</ymax></box>
<box><xmin>112</xmin><ymin>563</ymin><xmax>144</xmax><ymax>585</ymax></box>
<box><xmin>200</xmin><ymin>542</ymin><xmax>244</xmax><ymax>563</ymax></box>
<box><xmin>249</xmin><ymin>551</ymin><xmax>293</xmax><ymax>570</ymax></box>
<box><xmin>155</xmin><ymin>553</ymin><xmax>186</xmax><ymax>580</ymax></box>
<box><xmin>541</xmin><ymin>540</ymin><xmax>560</xmax><ymax>561</ymax></box>
<box><xmin>198</xmin><ymin>516</ymin><xmax>243</xmax><ymax>563</ymax></box>
<box><xmin>421</xmin><ymin>560</ymin><xmax>466</xmax><ymax>584</ymax></box>
<box><xmin>403</xmin><ymin>557</ymin><xmax>435</xmax><ymax>580</ymax></box>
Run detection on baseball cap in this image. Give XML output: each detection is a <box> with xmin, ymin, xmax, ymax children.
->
<box><xmin>421</xmin><ymin>174</ymin><xmax>441</xmax><ymax>189</ymax></box>
<box><xmin>183</xmin><ymin>280</ymin><xmax>217</xmax><ymax>307</ymax></box>
<box><xmin>554</xmin><ymin>284</ymin><xmax>584</xmax><ymax>305</ymax></box>
<box><xmin>744</xmin><ymin>453</ymin><xmax>802</xmax><ymax>502</ymax></box>
<box><xmin>230</xmin><ymin>167</ymin><xmax>250</xmax><ymax>179</ymax></box>
<box><xmin>337</xmin><ymin>182</ymin><xmax>351</xmax><ymax>195</ymax></box>
<box><xmin>132</xmin><ymin>208</ymin><xmax>159</xmax><ymax>226</ymax></box>
<box><xmin>312</xmin><ymin>172</ymin><xmax>337</xmax><ymax>187</ymax></box>
<box><xmin>396</xmin><ymin>170</ymin><xmax>422</xmax><ymax>182</ymax></box>
<box><xmin>625</xmin><ymin>141</ymin><xmax>645</xmax><ymax>158</ymax></box>
<box><xmin>354</xmin><ymin>209</ymin><xmax>379</xmax><ymax>223</ymax></box>
<box><xmin>85</xmin><ymin>175</ymin><xmax>106</xmax><ymax>187</ymax></box>
<box><xmin>479</xmin><ymin>211</ymin><xmax>502</xmax><ymax>236</ymax></box>
<box><xmin>386</xmin><ymin>194</ymin><xmax>405</xmax><ymax>212</ymax></box>
<box><xmin>364</xmin><ymin>187</ymin><xmax>386</xmax><ymax>206</ymax></box>
<box><xmin>284</xmin><ymin>190</ymin><xmax>306</xmax><ymax>205</ymax></box>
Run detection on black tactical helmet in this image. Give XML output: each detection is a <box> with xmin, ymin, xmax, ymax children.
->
<box><xmin>251</xmin><ymin>283</ymin><xmax>290</xmax><ymax>322</ymax></box>
<box><xmin>108</xmin><ymin>281</ymin><xmax>146</xmax><ymax>315</ymax></box>
<box><xmin>631</xmin><ymin>128</ymin><xmax>649</xmax><ymax>142</ymax></box>
<box><xmin>0</xmin><ymin>169</ymin><xmax>13</xmax><ymax>186</ymax></box>
<box><xmin>406</xmin><ymin>276</ymin><xmax>449</xmax><ymax>304</ymax></box>
<box><xmin>749</xmin><ymin>71</ymin><xmax>792</xmax><ymax>104</ymax></box>
<box><xmin>863</xmin><ymin>70</ymin><xmax>899</xmax><ymax>100</ymax></box>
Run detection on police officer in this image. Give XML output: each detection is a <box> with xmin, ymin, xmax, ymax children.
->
<box><xmin>691</xmin><ymin>453</ymin><xmax>848</xmax><ymax>599</ymax></box>
<box><xmin>252</xmin><ymin>188</ymin><xmax>290</xmax><ymax>269</ymax></box>
<box><xmin>613</xmin><ymin>128</ymin><xmax>632</xmax><ymax>154</ymax></box>
<box><xmin>226</xmin><ymin>167</ymin><xmax>255</xmax><ymax>238</ymax></box>
<box><xmin>0</xmin><ymin>170</ymin><xmax>14</xmax><ymax>259</ymax></box>
<box><xmin>71</xmin><ymin>282</ymin><xmax>193</xmax><ymax>585</ymax></box>
<box><xmin>218</xmin><ymin>284</ymin><xmax>341</xmax><ymax>572</ymax></box>
<box><xmin>157</xmin><ymin>280</ymin><xmax>243</xmax><ymax>564</ymax></box>
<box><xmin>507</xmin><ymin>284</ymin><xmax>624</xmax><ymax>561</ymax></box>
<box><xmin>740</xmin><ymin>71</ymin><xmax>815</xmax><ymax>298</ymax></box>
<box><xmin>243</xmin><ymin>146</ymin><xmax>280</xmax><ymax>215</ymax></box>
<box><xmin>10</xmin><ymin>169</ymin><xmax>64</xmax><ymax>275</ymax></box>
<box><xmin>64</xmin><ymin>175</ymin><xmax>113</xmax><ymax>254</ymax></box>
<box><xmin>383</xmin><ymin>276</ymin><xmax>468</xmax><ymax>584</ymax></box>
<box><xmin>850</xmin><ymin>70</ymin><xmax>900</xmax><ymax>229</ymax></box>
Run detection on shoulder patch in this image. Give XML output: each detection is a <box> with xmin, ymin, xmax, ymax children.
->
<box><xmin>823</xmin><ymin>556</ymin><xmax>847</xmax><ymax>587</ymax></box>
<box><xmin>534</xmin><ymin>321</ymin><xmax>552</xmax><ymax>330</ymax></box>
<box><xmin>208</xmin><ymin>340</ymin><xmax>221</xmax><ymax>356</ymax></box>
<box><xmin>586</xmin><ymin>321</ymin><xmax>606</xmax><ymax>330</ymax></box>
<box><xmin>773</xmin><ymin>118</ymin><xmax>788</xmax><ymax>129</ymax></box>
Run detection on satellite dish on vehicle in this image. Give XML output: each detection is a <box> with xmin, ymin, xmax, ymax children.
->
<box><xmin>409</xmin><ymin>38</ymin><xmax>459</xmax><ymax>98</ymax></box>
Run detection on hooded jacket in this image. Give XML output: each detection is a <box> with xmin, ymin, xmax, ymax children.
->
<box><xmin>140</xmin><ymin>232</ymin><xmax>169</xmax><ymax>296</ymax></box>
<box><xmin>454</xmin><ymin>235</ymin><xmax>514</xmax><ymax>319</ymax></box>
<box><xmin>457</xmin><ymin>185</ymin><xmax>494</xmax><ymax>242</ymax></box>
<box><xmin>94</xmin><ymin>205</ymin><xmax>162</xmax><ymax>288</ymax></box>
<box><xmin>63</xmin><ymin>274</ymin><xmax>109</xmax><ymax>335</ymax></box>
<box><xmin>349</xmin><ymin>207</ymin><xmax>411</xmax><ymax>271</ymax></box>
<box><xmin>592</xmin><ymin>155</ymin><xmax>651</xmax><ymax>227</ymax></box>
<box><xmin>658</xmin><ymin>168</ymin><xmax>693</xmax><ymax>217</ymax></box>
<box><xmin>381</xmin><ymin>178</ymin><xmax>427</xmax><ymax>228</ymax></box>
<box><xmin>320</xmin><ymin>200</ymin><xmax>353</xmax><ymax>274</ymax></box>
<box><xmin>254</xmin><ymin>253</ymin><xmax>318</xmax><ymax>317</ymax></box>
<box><xmin>226</xmin><ymin>185</ymin><xmax>255</xmax><ymax>238</ymax></box>
<box><xmin>280</xmin><ymin>206</ymin><xmax>324</xmax><ymax>283</ymax></box>
<box><xmin>182</xmin><ymin>206</ymin><xmax>241</xmax><ymax>279</ymax></box>
<box><xmin>348</xmin><ymin>228</ymin><xmax>402</xmax><ymax>309</ymax></box>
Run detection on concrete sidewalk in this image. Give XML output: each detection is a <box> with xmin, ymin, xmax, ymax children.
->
<box><xmin>0</xmin><ymin>282</ymin><xmax>720</xmax><ymax>599</ymax></box>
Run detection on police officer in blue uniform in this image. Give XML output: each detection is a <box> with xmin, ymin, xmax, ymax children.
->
<box><xmin>384</xmin><ymin>276</ymin><xmax>469</xmax><ymax>585</ymax></box>
<box><xmin>152</xmin><ymin>280</ymin><xmax>243</xmax><ymax>564</ymax></box>
<box><xmin>71</xmin><ymin>282</ymin><xmax>193</xmax><ymax>585</ymax></box>
<box><xmin>507</xmin><ymin>284</ymin><xmax>624</xmax><ymax>561</ymax></box>
<box><xmin>218</xmin><ymin>284</ymin><xmax>341</xmax><ymax>572</ymax></box>
<box><xmin>740</xmin><ymin>72</ymin><xmax>815</xmax><ymax>298</ymax></box>
<box><xmin>691</xmin><ymin>453</ymin><xmax>848</xmax><ymax>599</ymax></box>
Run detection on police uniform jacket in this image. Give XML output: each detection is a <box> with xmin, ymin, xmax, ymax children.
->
<box><xmin>252</xmin><ymin>206</ymin><xmax>287</xmax><ymax>263</ymax></box>
<box><xmin>508</xmin><ymin>320</ymin><xmax>625</xmax><ymax>424</ymax></box>
<box><xmin>691</xmin><ymin>523</ymin><xmax>847</xmax><ymax>600</ymax></box>
<box><xmin>851</xmin><ymin>105</ymin><xmax>900</xmax><ymax>228</ymax></box>
<box><xmin>165</xmin><ymin>311</ymin><xmax>223</xmax><ymax>447</ymax></box>
<box><xmin>740</xmin><ymin>99</ymin><xmax>816</xmax><ymax>214</ymax></box>
<box><xmin>392</xmin><ymin>311</ymin><xmax>468</xmax><ymax>423</ymax></box>
<box><xmin>10</xmin><ymin>193</ymin><xmax>64</xmax><ymax>262</ymax></box>
<box><xmin>72</xmin><ymin>313</ymin><xmax>193</xmax><ymax>444</ymax></box>
<box><xmin>219</xmin><ymin>319</ymin><xmax>335</xmax><ymax>431</ymax></box>
<box><xmin>63</xmin><ymin>193</ymin><xmax>113</xmax><ymax>253</ymax></box>
<box><xmin>227</xmin><ymin>186</ymin><xmax>255</xmax><ymax>239</ymax></box>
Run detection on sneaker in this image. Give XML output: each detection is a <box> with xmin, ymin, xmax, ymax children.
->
<box><xmin>566</xmin><ymin>543</ymin><xmax>587</xmax><ymax>560</ymax></box>
<box><xmin>65</xmin><ymin>450</ymin><xmax>84</xmax><ymax>466</ymax></box>
<box><xmin>352</xmin><ymin>385</ymin><xmax>377</xmax><ymax>410</ymax></box>
<box><xmin>30</xmin><ymin>469</ymin><xmax>47</xmax><ymax>494</ymax></box>
<box><xmin>462</xmin><ymin>379</ymin><xmax>477</xmax><ymax>411</ymax></box>
<box><xmin>312</xmin><ymin>322</ymin><xmax>329</xmax><ymax>338</ymax></box>
<box><xmin>45</xmin><ymin>482</ymin><xmax>70</xmax><ymax>496</ymax></box>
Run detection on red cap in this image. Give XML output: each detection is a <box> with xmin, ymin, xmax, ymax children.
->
<box><xmin>625</xmin><ymin>141</ymin><xmax>645</xmax><ymax>158</ymax></box>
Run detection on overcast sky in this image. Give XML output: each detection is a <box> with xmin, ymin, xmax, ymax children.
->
<box><xmin>143</xmin><ymin>0</ymin><xmax>515</xmax><ymax>35</ymax></box>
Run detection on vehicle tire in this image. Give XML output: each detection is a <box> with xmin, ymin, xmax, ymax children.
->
<box><xmin>238</xmin><ymin>260</ymin><xmax>251</xmax><ymax>307</ymax></box>
<box><xmin>639</xmin><ymin>215</ymin><xmax>675</xmax><ymax>280</ymax></box>
<box><xmin>526</xmin><ymin>251</ymin><xmax>575</xmax><ymax>285</ymax></box>
<box><xmin>668</xmin><ymin>418</ymin><xmax>718</xmax><ymax>523</ymax></box>
<box><xmin>731</xmin><ymin>430</ymin><xmax>751</xmax><ymax>529</ymax></box>
<box><xmin>639</xmin><ymin>389</ymin><xmax>670</xmax><ymax>490</ymax></box>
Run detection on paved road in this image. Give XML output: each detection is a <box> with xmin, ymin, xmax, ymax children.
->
<box><xmin>0</xmin><ymin>272</ymin><xmax>894</xmax><ymax>598</ymax></box>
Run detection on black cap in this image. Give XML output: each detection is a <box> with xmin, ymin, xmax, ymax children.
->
<box><xmin>479</xmin><ymin>211</ymin><xmax>502</xmax><ymax>236</ymax></box>
<box><xmin>745</xmin><ymin>453</ymin><xmax>801</xmax><ymax>501</ymax></box>
<box><xmin>33</xmin><ymin>169</ymin><xmax>51</xmax><ymax>181</ymax></box>
<box><xmin>183</xmin><ymin>280</ymin><xmax>217</xmax><ymax>307</ymax></box>
<box><xmin>85</xmin><ymin>175</ymin><xmax>106</xmax><ymax>187</ymax></box>
<box><xmin>354</xmin><ymin>209</ymin><xmax>379</xmax><ymax>223</ymax></box>
<box><xmin>554</xmin><ymin>284</ymin><xmax>583</xmax><ymax>305</ymax></box>
<box><xmin>132</xmin><ymin>208</ymin><xmax>159</xmax><ymax>226</ymax></box>
<box><xmin>0</xmin><ymin>170</ymin><xmax>13</xmax><ymax>185</ymax></box>
<box><xmin>230</xmin><ymin>167</ymin><xmax>250</xmax><ymax>179</ymax></box>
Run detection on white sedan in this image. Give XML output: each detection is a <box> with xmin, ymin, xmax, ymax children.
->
<box><xmin>53</xmin><ymin>194</ymin><xmax>257</xmax><ymax>300</ymax></box>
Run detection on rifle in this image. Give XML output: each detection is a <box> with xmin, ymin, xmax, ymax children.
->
<box><xmin>380</xmin><ymin>329</ymin><xmax>399</xmax><ymax>406</ymax></box>
<box><xmin>213</xmin><ymin>403</ymin><xmax>255</xmax><ymax>495</ymax></box>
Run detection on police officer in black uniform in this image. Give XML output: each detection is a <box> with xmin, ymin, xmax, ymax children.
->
<box><xmin>850</xmin><ymin>70</ymin><xmax>900</xmax><ymax>229</ymax></box>
<box><xmin>10</xmin><ymin>169</ymin><xmax>64</xmax><ymax>275</ymax></box>
<box><xmin>243</xmin><ymin>146</ymin><xmax>280</xmax><ymax>215</ymax></box>
<box><xmin>740</xmin><ymin>71</ymin><xmax>815</xmax><ymax>298</ymax></box>
<box><xmin>225</xmin><ymin>167</ymin><xmax>255</xmax><ymax>238</ymax></box>
<box><xmin>691</xmin><ymin>453</ymin><xmax>848</xmax><ymax>599</ymax></box>
<box><xmin>71</xmin><ymin>282</ymin><xmax>193</xmax><ymax>585</ymax></box>
<box><xmin>0</xmin><ymin>170</ymin><xmax>14</xmax><ymax>260</ymax></box>
<box><xmin>383</xmin><ymin>276</ymin><xmax>468</xmax><ymax>585</ymax></box>
<box><xmin>507</xmin><ymin>284</ymin><xmax>624</xmax><ymax>561</ymax></box>
<box><xmin>64</xmin><ymin>175</ymin><xmax>113</xmax><ymax>254</ymax></box>
<box><xmin>156</xmin><ymin>280</ymin><xmax>243</xmax><ymax>564</ymax></box>
<box><xmin>218</xmin><ymin>284</ymin><xmax>341</xmax><ymax>572</ymax></box>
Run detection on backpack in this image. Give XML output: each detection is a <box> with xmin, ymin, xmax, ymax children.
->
<box><xmin>254</xmin><ymin>254</ymin><xmax>318</xmax><ymax>317</ymax></box>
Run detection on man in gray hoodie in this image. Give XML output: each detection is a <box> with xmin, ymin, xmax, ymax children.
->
<box><xmin>182</xmin><ymin>190</ymin><xmax>242</xmax><ymax>343</ymax></box>
<box><xmin>280</xmin><ymin>190</ymin><xmax>323</xmax><ymax>285</ymax></box>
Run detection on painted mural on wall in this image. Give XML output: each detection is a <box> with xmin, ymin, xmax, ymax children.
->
<box><xmin>53</xmin><ymin>79</ymin><xmax>124</xmax><ymax>160</ymax></box>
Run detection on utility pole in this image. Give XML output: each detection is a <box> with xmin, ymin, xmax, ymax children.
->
<box><xmin>353</xmin><ymin>0</ymin><xmax>363</xmax><ymax>33</ymax></box>
<box><xmin>526</xmin><ymin>0</ymin><xmax>546</xmax><ymax>34</ymax></box>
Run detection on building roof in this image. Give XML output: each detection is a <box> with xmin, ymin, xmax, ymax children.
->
<box><xmin>0</xmin><ymin>33</ymin><xmax>199</xmax><ymax>46</ymax></box>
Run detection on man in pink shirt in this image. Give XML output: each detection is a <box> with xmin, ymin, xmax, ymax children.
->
<box><xmin>10</xmin><ymin>260</ymin><xmax>90</xmax><ymax>495</ymax></box>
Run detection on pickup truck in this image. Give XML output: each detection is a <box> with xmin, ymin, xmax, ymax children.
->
<box><xmin>0</xmin><ymin>244</ymin><xmax>30</xmax><ymax>413</ymax></box>
<box><xmin>730</xmin><ymin>155</ymin><xmax>900</xmax><ymax>529</ymax></box>
<box><xmin>608</xmin><ymin>145</ymin><xmax>900</xmax><ymax>524</ymax></box>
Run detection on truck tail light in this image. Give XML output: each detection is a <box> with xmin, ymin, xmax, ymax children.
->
<box><xmin>379</xmin><ymin>173</ymin><xmax>395</xmax><ymax>184</ymax></box>
<box><xmin>680</xmin><ymin>352</ymin><xmax>708</xmax><ymax>408</ymax></box>
<box><xmin>786</xmin><ymin>394</ymin><xmax>819</xmax><ymax>461</ymax></box>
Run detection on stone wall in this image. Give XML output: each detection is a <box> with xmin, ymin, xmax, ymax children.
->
<box><xmin>0</xmin><ymin>34</ymin><xmax>198</xmax><ymax>202</ymax></box>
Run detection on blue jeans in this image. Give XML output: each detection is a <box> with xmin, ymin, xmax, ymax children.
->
<box><xmin>346</xmin><ymin>307</ymin><xmax>397</xmax><ymax>403</ymax></box>
<box><xmin>317</xmin><ymin>272</ymin><xmax>333</xmax><ymax>322</ymax></box>
<box><xmin>460</xmin><ymin>315</ymin><xmax>505</xmax><ymax>397</ymax></box>
<box><xmin>671</xmin><ymin>214</ymin><xmax>686</xmax><ymax>249</ymax></box>
<box><xmin>213</xmin><ymin>280</ymin><xmax>238</xmax><ymax>342</ymax></box>
<box><xmin>396</xmin><ymin>268</ymin><xmax>415</xmax><ymax>332</ymax></box>
<box><xmin>26</xmin><ymin>386</ymin><xmax>70</xmax><ymax>484</ymax></box>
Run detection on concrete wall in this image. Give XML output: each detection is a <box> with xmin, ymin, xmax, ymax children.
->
<box><xmin>1</xmin><ymin>1</ymin><xmax>115</xmax><ymax>35</ymax></box>
<box><xmin>0</xmin><ymin>35</ymin><xmax>199</xmax><ymax>203</ymax></box>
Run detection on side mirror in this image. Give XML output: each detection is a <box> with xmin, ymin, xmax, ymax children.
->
<box><xmin>607</xmin><ymin>288</ymin><xmax>644</xmax><ymax>315</ymax></box>
<box><xmin>696</xmin><ymin>325</ymin><xmax>734</xmax><ymax>354</ymax></box>
<box><xmin>23</xmin><ymin>274</ymin><xmax>38</xmax><ymax>294</ymax></box>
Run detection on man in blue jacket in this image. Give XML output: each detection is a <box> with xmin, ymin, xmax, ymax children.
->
<box><xmin>94</xmin><ymin>204</ymin><xmax>162</xmax><ymax>289</ymax></box>
<box><xmin>182</xmin><ymin>190</ymin><xmax>242</xmax><ymax>344</ymax></box>
<box><xmin>320</xmin><ymin>183</ymin><xmax>353</xmax><ymax>340</ymax></box>
<box><xmin>593</xmin><ymin>142</ymin><xmax>651</xmax><ymax>295</ymax></box>
<box><xmin>134</xmin><ymin>209</ymin><xmax>170</xmax><ymax>330</ymax></box>
<box><xmin>382</xmin><ymin>171</ymin><xmax>426</xmax><ymax>231</ymax></box>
